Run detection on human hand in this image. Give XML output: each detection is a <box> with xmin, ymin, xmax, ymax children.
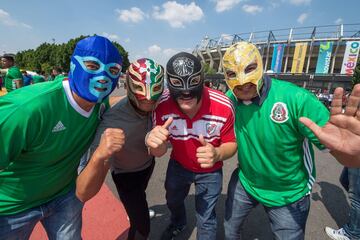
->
<box><xmin>300</xmin><ymin>84</ymin><xmax>360</xmax><ymax>165</ymax></box>
<box><xmin>196</xmin><ymin>134</ymin><xmax>219</xmax><ymax>168</ymax></box>
<box><xmin>95</xmin><ymin>128</ymin><xmax>125</xmax><ymax>161</ymax></box>
<box><xmin>145</xmin><ymin>117</ymin><xmax>173</xmax><ymax>149</ymax></box>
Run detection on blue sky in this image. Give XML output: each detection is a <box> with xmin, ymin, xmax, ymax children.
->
<box><xmin>0</xmin><ymin>0</ymin><xmax>359</xmax><ymax>66</ymax></box>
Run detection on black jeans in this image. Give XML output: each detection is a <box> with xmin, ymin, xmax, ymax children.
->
<box><xmin>111</xmin><ymin>159</ymin><xmax>155</xmax><ymax>240</ymax></box>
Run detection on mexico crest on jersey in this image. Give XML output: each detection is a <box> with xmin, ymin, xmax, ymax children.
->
<box><xmin>270</xmin><ymin>102</ymin><xmax>289</xmax><ymax>123</ymax></box>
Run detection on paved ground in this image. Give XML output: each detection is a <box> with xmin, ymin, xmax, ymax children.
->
<box><xmin>104</xmin><ymin>148</ymin><xmax>348</xmax><ymax>240</ymax></box>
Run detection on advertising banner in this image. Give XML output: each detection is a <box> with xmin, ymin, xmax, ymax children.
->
<box><xmin>271</xmin><ymin>44</ymin><xmax>285</xmax><ymax>73</ymax></box>
<box><xmin>315</xmin><ymin>41</ymin><xmax>333</xmax><ymax>74</ymax></box>
<box><xmin>341</xmin><ymin>41</ymin><xmax>360</xmax><ymax>76</ymax></box>
<box><xmin>291</xmin><ymin>42</ymin><xmax>308</xmax><ymax>73</ymax></box>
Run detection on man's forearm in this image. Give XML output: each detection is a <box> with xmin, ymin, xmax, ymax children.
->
<box><xmin>215</xmin><ymin>142</ymin><xmax>237</xmax><ymax>162</ymax></box>
<box><xmin>76</xmin><ymin>152</ymin><xmax>110</xmax><ymax>202</ymax></box>
<box><xmin>149</xmin><ymin>143</ymin><xmax>168</xmax><ymax>157</ymax></box>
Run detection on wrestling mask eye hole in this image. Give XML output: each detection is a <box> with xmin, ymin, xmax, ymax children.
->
<box><xmin>153</xmin><ymin>85</ymin><xmax>161</xmax><ymax>92</ymax></box>
<box><xmin>133</xmin><ymin>84</ymin><xmax>143</xmax><ymax>92</ymax></box>
<box><xmin>226</xmin><ymin>70</ymin><xmax>236</xmax><ymax>78</ymax></box>
<box><xmin>109</xmin><ymin>66</ymin><xmax>121</xmax><ymax>75</ymax></box>
<box><xmin>169</xmin><ymin>78</ymin><xmax>182</xmax><ymax>87</ymax></box>
<box><xmin>84</xmin><ymin>61</ymin><xmax>100</xmax><ymax>71</ymax></box>
<box><xmin>189</xmin><ymin>76</ymin><xmax>201</xmax><ymax>86</ymax></box>
<box><xmin>245</xmin><ymin>63</ymin><xmax>258</xmax><ymax>74</ymax></box>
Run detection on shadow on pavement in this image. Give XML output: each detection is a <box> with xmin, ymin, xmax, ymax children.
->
<box><xmin>312</xmin><ymin>181</ymin><xmax>349</xmax><ymax>227</ymax></box>
<box><xmin>149</xmin><ymin>194</ymin><xmax>273</xmax><ymax>239</ymax></box>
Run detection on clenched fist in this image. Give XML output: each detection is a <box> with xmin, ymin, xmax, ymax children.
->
<box><xmin>95</xmin><ymin>128</ymin><xmax>125</xmax><ymax>161</ymax></box>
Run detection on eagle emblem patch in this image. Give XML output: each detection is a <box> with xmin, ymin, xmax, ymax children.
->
<box><xmin>270</xmin><ymin>102</ymin><xmax>289</xmax><ymax>123</ymax></box>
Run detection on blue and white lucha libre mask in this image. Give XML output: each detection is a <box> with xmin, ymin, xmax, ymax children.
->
<box><xmin>69</xmin><ymin>36</ymin><xmax>123</xmax><ymax>103</ymax></box>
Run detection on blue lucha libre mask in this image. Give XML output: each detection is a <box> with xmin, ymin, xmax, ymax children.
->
<box><xmin>69</xmin><ymin>36</ymin><xmax>123</xmax><ymax>103</ymax></box>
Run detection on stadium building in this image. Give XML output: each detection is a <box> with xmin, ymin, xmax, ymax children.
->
<box><xmin>194</xmin><ymin>24</ymin><xmax>360</xmax><ymax>92</ymax></box>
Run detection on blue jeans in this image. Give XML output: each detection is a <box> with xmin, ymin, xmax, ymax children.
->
<box><xmin>343</xmin><ymin>168</ymin><xmax>360</xmax><ymax>239</ymax></box>
<box><xmin>0</xmin><ymin>188</ymin><xmax>83</xmax><ymax>240</ymax></box>
<box><xmin>165</xmin><ymin>159</ymin><xmax>222</xmax><ymax>240</ymax></box>
<box><xmin>224</xmin><ymin>168</ymin><xmax>310</xmax><ymax>240</ymax></box>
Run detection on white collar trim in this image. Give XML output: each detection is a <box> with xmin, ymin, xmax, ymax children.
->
<box><xmin>63</xmin><ymin>80</ymin><xmax>94</xmax><ymax>118</ymax></box>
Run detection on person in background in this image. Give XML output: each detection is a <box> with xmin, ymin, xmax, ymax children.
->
<box><xmin>0</xmin><ymin>53</ymin><xmax>23</xmax><ymax>92</ymax></box>
<box><xmin>21</xmin><ymin>70</ymin><xmax>33</xmax><ymax>86</ymax></box>
<box><xmin>52</xmin><ymin>66</ymin><xmax>64</xmax><ymax>81</ymax></box>
<box><xmin>31</xmin><ymin>71</ymin><xmax>46</xmax><ymax>84</ymax></box>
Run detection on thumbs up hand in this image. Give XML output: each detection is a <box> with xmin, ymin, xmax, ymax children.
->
<box><xmin>146</xmin><ymin>117</ymin><xmax>173</xmax><ymax>149</ymax></box>
<box><xmin>196</xmin><ymin>134</ymin><xmax>220</xmax><ymax>168</ymax></box>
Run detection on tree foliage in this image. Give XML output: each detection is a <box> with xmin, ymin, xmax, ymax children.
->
<box><xmin>352</xmin><ymin>59</ymin><xmax>360</xmax><ymax>88</ymax></box>
<box><xmin>15</xmin><ymin>35</ymin><xmax>129</xmax><ymax>74</ymax></box>
<box><xmin>203</xmin><ymin>62</ymin><xmax>217</xmax><ymax>75</ymax></box>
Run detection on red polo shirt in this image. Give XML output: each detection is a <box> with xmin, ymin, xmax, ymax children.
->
<box><xmin>153</xmin><ymin>87</ymin><xmax>235</xmax><ymax>173</ymax></box>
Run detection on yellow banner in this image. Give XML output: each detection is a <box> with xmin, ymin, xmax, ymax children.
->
<box><xmin>291</xmin><ymin>42</ymin><xmax>308</xmax><ymax>73</ymax></box>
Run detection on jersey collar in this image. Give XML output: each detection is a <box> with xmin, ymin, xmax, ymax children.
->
<box><xmin>63</xmin><ymin>80</ymin><xmax>94</xmax><ymax>118</ymax></box>
<box><xmin>247</xmin><ymin>76</ymin><xmax>272</xmax><ymax>106</ymax></box>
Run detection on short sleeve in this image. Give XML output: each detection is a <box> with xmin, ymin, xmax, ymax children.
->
<box><xmin>298</xmin><ymin>91</ymin><xmax>330</xmax><ymax>150</ymax></box>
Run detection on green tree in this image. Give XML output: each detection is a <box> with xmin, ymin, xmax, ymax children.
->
<box><xmin>14</xmin><ymin>35</ymin><xmax>129</xmax><ymax>74</ymax></box>
<box><xmin>203</xmin><ymin>62</ymin><xmax>216</xmax><ymax>75</ymax></box>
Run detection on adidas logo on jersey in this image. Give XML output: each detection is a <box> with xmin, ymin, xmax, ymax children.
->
<box><xmin>52</xmin><ymin>121</ymin><xmax>66</xmax><ymax>132</ymax></box>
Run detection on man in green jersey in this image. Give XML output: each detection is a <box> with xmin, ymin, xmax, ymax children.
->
<box><xmin>222</xmin><ymin>42</ymin><xmax>330</xmax><ymax>240</ymax></box>
<box><xmin>0</xmin><ymin>36</ymin><xmax>123</xmax><ymax>240</ymax></box>
<box><xmin>0</xmin><ymin>53</ymin><xmax>23</xmax><ymax>93</ymax></box>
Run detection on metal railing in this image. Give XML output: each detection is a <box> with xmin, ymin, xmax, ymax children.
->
<box><xmin>194</xmin><ymin>23</ymin><xmax>360</xmax><ymax>51</ymax></box>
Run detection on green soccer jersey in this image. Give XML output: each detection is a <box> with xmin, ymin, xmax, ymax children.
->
<box><xmin>227</xmin><ymin>78</ymin><xmax>329</xmax><ymax>207</ymax></box>
<box><xmin>0</xmin><ymin>79</ymin><xmax>108</xmax><ymax>215</ymax></box>
<box><xmin>4</xmin><ymin>66</ymin><xmax>23</xmax><ymax>93</ymax></box>
<box><xmin>31</xmin><ymin>75</ymin><xmax>46</xmax><ymax>84</ymax></box>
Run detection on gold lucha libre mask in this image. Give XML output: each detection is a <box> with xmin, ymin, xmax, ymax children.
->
<box><xmin>222</xmin><ymin>42</ymin><xmax>263</xmax><ymax>92</ymax></box>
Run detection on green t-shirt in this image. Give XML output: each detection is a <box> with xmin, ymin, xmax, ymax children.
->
<box><xmin>0</xmin><ymin>80</ymin><xmax>108</xmax><ymax>215</ymax></box>
<box><xmin>32</xmin><ymin>75</ymin><xmax>46</xmax><ymax>84</ymax></box>
<box><xmin>4</xmin><ymin>66</ymin><xmax>23</xmax><ymax>92</ymax></box>
<box><xmin>227</xmin><ymin>78</ymin><xmax>329</xmax><ymax>207</ymax></box>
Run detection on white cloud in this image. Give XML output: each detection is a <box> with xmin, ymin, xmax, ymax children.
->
<box><xmin>214</xmin><ymin>0</ymin><xmax>242</xmax><ymax>12</ymax></box>
<box><xmin>242</xmin><ymin>4</ymin><xmax>263</xmax><ymax>14</ymax></box>
<box><xmin>101</xmin><ymin>32</ymin><xmax>119</xmax><ymax>41</ymax></box>
<box><xmin>0</xmin><ymin>9</ymin><xmax>32</xmax><ymax>29</ymax></box>
<box><xmin>148</xmin><ymin>44</ymin><xmax>162</xmax><ymax>55</ymax></box>
<box><xmin>115</xmin><ymin>7</ymin><xmax>145</xmax><ymax>23</ymax></box>
<box><xmin>289</xmin><ymin>0</ymin><xmax>311</xmax><ymax>5</ymax></box>
<box><xmin>124</xmin><ymin>38</ymin><xmax>131</xmax><ymax>43</ymax></box>
<box><xmin>152</xmin><ymin>1</ymin><xmax>204</xmax><ymax>28</ymax></box>
<box><xmin>297</xmin><ymin>13</ymin><xmax>308</xmax><ymax>24</ymax></box>
<box><xmin>335</xmin><ymin>18</ymin><xmax>343</xmax><ymax>24</ymax></box>
<box><xmin>145</xmin><ymin>44</ymin><xmax>189</xmax><ymax>66</ymax></box>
